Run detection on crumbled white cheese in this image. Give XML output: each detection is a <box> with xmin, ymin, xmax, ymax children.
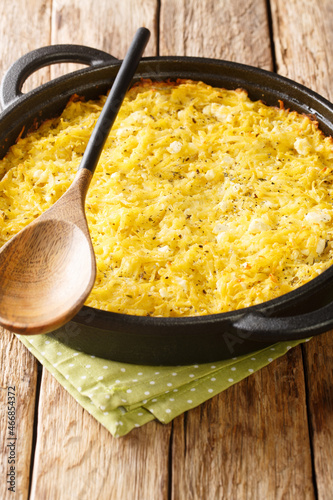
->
<box><xmin>294</xmin><ymin>137</ymin><xmax>311</xmax><ymax>155</ymax></box>
<box><xmin>221</xmin><ymin>155</ymin><xmax>234</xmax><ymax>166</ymax></box>
<box><xmin>305</xmin><ymin>211</ymin><xmax>331</xmax><ymax>223</ymax></box>
<box><xmin>248</xmin><ymin>219</ymin><xmax>271</xmax><ymax>233</ymax></box>
<box><xmin>231</xmin><ymin>183</ymin><xmax>242</xmax><ymax>192</ymax></box>
<box><xmin>158</xmin><ymin>245</ymin><xmax>170</xmax><ymax>253</ymax></box>
<box><xmin>213</xmin><ymin>223</ymin><xmax>229</xmax><ymax>234</ymax></box>
<box><xmin>121</xmin><ymin>110</ymin><xmax>147</xmax><ymax>124</ymax></box>
<box><xmin>316</xmin><ymin>238</ymin><xmax>326</xmax><ymax>255</ymax></box>
<box><xmin>203</xmin><ymin>103</ymin><xmax>231</xmax><ymax>122</ymax></box>
<box><xmin>167</xmin><ymin>141</ymin><xmax>182</xmax><ymax>154</ymax></box>
<box><xmin>175</xmin><ymin>277</ymin><xmax>188</xmax><ymax>290</ymax></box>
<box><xmin>205</xmin><ymin>169</ymin><xmax>215</xmax><ymax>180</ymax></box>
<box><xmin>116</xmin><ymin>125</ymin><xmax>137</xmax><ymax>137</ymax></box>
<box><xmin>44</xmin><ymin>194</ymin><xmax>53</xmax><ymax>203</ymax></box>
<box><xmin>33</xmin><ymin>169</ymin><xmax>43</xmax><ymax>179</ymax></box>
<box><xmin>33</xmin><ymin>169</ymin><xmax>52</xmax><ymax>185</ymax></box>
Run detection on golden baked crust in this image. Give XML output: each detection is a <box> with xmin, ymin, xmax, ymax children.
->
<box><xmin>1</xmin><ymin>79</ymin><xmax>333</xmax><ymax>317</ymax></box>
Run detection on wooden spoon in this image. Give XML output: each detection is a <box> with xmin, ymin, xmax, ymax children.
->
<box><xmin>0</xmin><ymin>27</ymin><xmax>150</xmax><ymax>335</ymax></box>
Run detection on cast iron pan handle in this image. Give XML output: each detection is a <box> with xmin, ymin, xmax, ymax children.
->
<box><xmin>233</xmin><ymin>300</ymin><xmax>333</xmax><ymax>342</ymax></box>
<box><xmin>0</xmin><ymin>44</ymin><xmax>118</xmax><ymax>109</ymax></box>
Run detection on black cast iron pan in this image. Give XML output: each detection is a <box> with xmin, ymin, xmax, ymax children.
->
<box><xmin>1</xmin><ymin>44</ymin><xmax>333</xmax><ymax>365</ymax></box>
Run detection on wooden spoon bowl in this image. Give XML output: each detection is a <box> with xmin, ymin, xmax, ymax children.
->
<box><xmin>0</xmin><ymin>28</ymin><xmax>150</xmax><ymax>335</ymax></box>
<box><xmin>0</xmin><ymin>169</ymin><xmax>95</xmax><ymax>333</ymax></box>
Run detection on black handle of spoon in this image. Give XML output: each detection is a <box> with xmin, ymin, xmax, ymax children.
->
<box><xmin>79</xmin><ymin>27</ymin><xmax>150</xmax><ymax>174</ymax></box>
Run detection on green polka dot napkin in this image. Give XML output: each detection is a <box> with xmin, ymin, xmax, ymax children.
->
<box><xmin>17</xmin><ymin>332</ymin><xmax>308</xmax><ymax>437</ymax></box>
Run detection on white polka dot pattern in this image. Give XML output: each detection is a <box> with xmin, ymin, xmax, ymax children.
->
<box><xmin>16</xmin><ymin>332</ymin><xmax>308</xmax><ymax>438</ymax></box>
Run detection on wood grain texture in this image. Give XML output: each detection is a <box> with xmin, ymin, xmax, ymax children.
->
<box><xmin>0</xmin><ymin>331</ymin><xmax>37</xmax><ymax>500</ymax></box>
<box><xmin>50</xmin><ymin>0</ymin><xmax>158</xmax><ymax>79</ymax></box>
<box><xmin>302</xmin><ymin>333</ymin><xmax>333</xmax><ymax>500</ymax></box>
<box><xmin>271</xmin><ymin>1</ymin><xmax>333</xmax><ymax>498</ymax></box>
<box><xmin>0</xmin><ymin>0</ymin><xmax>52</xmax><ymax>96</ymax></box>
<box><xmin>25</xmin><ymin>4</ymin><xmax>173</xmax><ymax>499</ymax></box>
<box><xmin>161</xmin><ymin>1</ymin><xmax>315</xmax><ymax>498</ymax></box>
<box><xmin>271</xmin><ymin>0</ymin><xmax>333</xmax><ymax>100</ymax></box>
<box><xmin>172</xmin><ymin>347</ymin><xmax>314</xmax><ymax>500</ymax></box>
<box><xmin>1</xmin><ymin>0</ymin><xmax>332</xmax><ymax>498</ymax></box>
<box><xmin>0</xmin><ymin>2</ymin><xmax>50</xmax><ymax>499</ymax></box>
<box><xmin>30</xmin><ymin>369</ymin><xmax>171</xmax><ymax>500</ymax></box>
<box><xmin>160</xmin><ymin>0</ymin><xmax>272</xmax><ymax>70</ymax></box>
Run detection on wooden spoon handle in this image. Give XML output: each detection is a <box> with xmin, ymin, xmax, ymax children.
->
<box><xmin>78</xmin><ymin>27</ymin><xmax>150</xmax><ymax>174</ymax></box>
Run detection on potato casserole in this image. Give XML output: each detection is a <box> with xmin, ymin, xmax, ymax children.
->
<box><xmin>1</xmin><ymin>79</ymin><xmax>333</xmax><ymax>317</ymax></box>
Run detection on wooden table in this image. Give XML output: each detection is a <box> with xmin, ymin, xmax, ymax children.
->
<box><xmin>1</xmin><ymin>1</ymin><xmax>333</xmax><ymax>498</ymax></box>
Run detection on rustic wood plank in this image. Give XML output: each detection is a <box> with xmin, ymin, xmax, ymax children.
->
<box><xmin>160</xmin><ymin>0</ymin><xmax>272</xmax><ymax>70</ymax></box>
<box><xmin>1</xmin><ymin>1</ymin><xmax>328</xmax><ymax>498</ymax></box>
<box><xmin>271</xmin><ymin>0</ymin><xmax>333</xmax><ymax>100</ymax></box>
<box><xmin>160</xmin><ymin>1</ymin><xmax>315</xmax><ymax>498</ymax></box>
<box><xmin>302</xmin><ymin>333</ymin><xmax>333</xmax><ymax>500</ymax></box>
<box><xmin>0</xmin><ymin>0</ymin><xmax>52</xmax><ymax>95</ymax></box>
<box><xmin>172</xmin><ymin>348</ymin><xmax>314</xmax><ymax>500</ymax></box>
<box><xmin>50</xmin><ymin>0</ymin><xmax>158</xmax><ymax>80</ymax></box>
<box><xmin>30</xmin><ymin>370</ymin><xmax>171</xmax><ymax>500</ymax></box>
<box><xmin>0</xmin><ymin>2</ymin><xmax>51</xmax><ymax>499</ymax></box>
<box><xmin>29</xmin><ymin>2</ymin><xmax>173</xmax><ymax>499</ymax></box>
<box><xmin>271</xmin><ymin>1</ymin><xmax>333</xmax><ymax>498</ymax></box>
<box><xmin>0</xmin><ymin>331</ymin><xmax>38</xmax><ymax>500</ymax></box>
